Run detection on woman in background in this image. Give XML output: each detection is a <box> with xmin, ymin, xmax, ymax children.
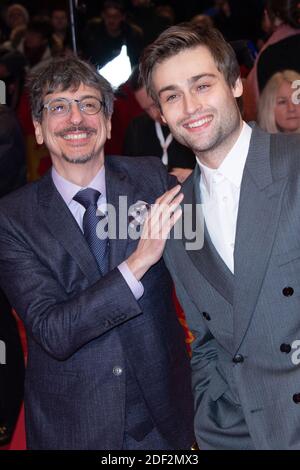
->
<box><xmin>258</xmin><ymin>70</ymin><xmax>300</xmax><ymax>134</ymax></box>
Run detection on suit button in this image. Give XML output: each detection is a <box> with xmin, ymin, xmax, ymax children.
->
<box><xmin>113</xmin><ymin>366</ymin><xmax>123</xmax><ymax>376</ymax></box>
<box><xmin>282</xmin><ymin>287</ymin><xmax>294</xmax><ymax>297</ymax></box>
<box><xmin>293</xmin><ymin>393</ymin><xmax>300</xmax><ymax>404</ymax></box>
<box><xmin>202</xmin><ymin>312</ymin><xmax>211</xmax><ymax>321</ymax></box>
<box><xmin>233</xmin><ymin>354</ymin><xmax>244</xmax><ymax>364</ymax></box>
<box><xmin>280</xmin><ymin>343</ymin><xmax>291</xmax><ymax>353</ymax></box>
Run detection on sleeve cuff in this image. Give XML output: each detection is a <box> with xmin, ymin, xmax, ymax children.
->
<box><xmin>118</xmin><ymin>261</ymin><xmax>144</xmax><ymax>300</ymax></box>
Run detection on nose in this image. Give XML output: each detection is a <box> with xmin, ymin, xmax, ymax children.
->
<box><xmin>68</xmin><ymin>101</ymin><xmax>83</xmax><ymax>124</ymax></box>
<box><xmin>287</xmin><ymin>97</ymin><xmax>298</xmax><ymax>113</ymax></box>
<box><xmin>182</xmin><ymin>91</ymin><xmax>202</xmax><ymax>116</ymax></box>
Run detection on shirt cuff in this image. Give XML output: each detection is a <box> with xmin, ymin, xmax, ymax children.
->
<box><xmin>118</xmin><ymin>261</ymin><xmax>144</xmax><ymax>300</ymax></box>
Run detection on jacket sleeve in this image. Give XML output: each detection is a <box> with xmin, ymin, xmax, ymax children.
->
<box><xmin>0</xmin><ymin>211</ymin><xmax>142</xmax><ymax>361</ymax></box>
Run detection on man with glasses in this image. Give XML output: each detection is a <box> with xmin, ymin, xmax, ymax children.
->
<box><xmin>0</xmin><ymin>57</ymin><xmax>194</xmax><ymax>450</ymax></box>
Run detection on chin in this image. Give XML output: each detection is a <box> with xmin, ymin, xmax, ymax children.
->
<box><xmin>62</xmin><ymin>153</ymin><xmax>94</xmax><ymax>164</ymax></box>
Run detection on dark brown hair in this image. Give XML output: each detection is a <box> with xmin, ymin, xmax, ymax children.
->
<box><xmin>27</xmin><ymin>56</ymin><xmax>114</xmax><ymax>122</ymax></box>
<box><xmin>140</xmin><ymin>23</ymin><xmax>240</xmax><ymax>104</ymax></box>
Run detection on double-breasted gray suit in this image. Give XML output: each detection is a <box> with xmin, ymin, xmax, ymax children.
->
<box><xmin>0</xmin><ymin>155</ymin><xmax>194</xmax><ymax>450</ymax></box>
<box><xmin>164</xmin><ymin>125</ymin><xmax>300</xmax><ymax>450</ymax></box>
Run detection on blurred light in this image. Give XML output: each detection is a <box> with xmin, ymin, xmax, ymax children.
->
<box><xmin>98</xmin><ymin>45</ymin><xmax>132</xmax><ymax>89</ymax></box>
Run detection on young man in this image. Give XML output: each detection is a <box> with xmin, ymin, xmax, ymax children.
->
<box><xmin>0</xmin><ymin>57</ymin><xmax>194</xmax><ymax>450</ymax></box>
<box><xmin>140</xmin><ymin>23</ymin><xmax>300</xmax><ymax>449</ymax></box>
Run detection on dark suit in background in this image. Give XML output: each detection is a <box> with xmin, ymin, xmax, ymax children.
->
<box><xmin>257</xmin><ymin>34</ymin><xmax>300</xmax><ymax>93</ymax></box>
<box><xmin>0</xmin><ymin>105</ymin><xmax>26</xmax><ymax>444</ymax></box>
<box><xmin>124</xmin><ymin>113</ymin><xmax>196</xmax><ymax>172</ymax></box>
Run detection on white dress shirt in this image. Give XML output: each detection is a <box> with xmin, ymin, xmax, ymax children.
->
<box><xmin>52</xmin><ymin>166</ymin><xmax>144</xmax><ymax>299</ymax></box>
<box><xmin>197</xmin><ymin>122</ymin><xmax>252</xmax><ymax>273</ymax></box>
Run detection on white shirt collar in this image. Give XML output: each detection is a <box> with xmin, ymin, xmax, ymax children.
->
<box><xmin>197</xmin><ymin>122</ymin><xmax>252</xmax><ymax>195</ymax></box>
<box><xmin>51</xmin><ymin>166</ymin><xmax>106</xmax><ymax>206</ymax></box>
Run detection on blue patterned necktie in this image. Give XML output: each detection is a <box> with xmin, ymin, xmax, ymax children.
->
<box><xmin>73</xmin><ymin>188</ymin><xmax>109</xmax><ymax>275</ymax></box>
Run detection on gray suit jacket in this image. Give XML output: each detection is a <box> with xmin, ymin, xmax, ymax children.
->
<box><xmin>164</xmin><ymin>125</ymin><xmax>300</xmax><ymax>450</ymax></box>
<box><xmin>0</xmin><ymin>155</ymin><xmax>194</xmax><ymax>450</ymax></box>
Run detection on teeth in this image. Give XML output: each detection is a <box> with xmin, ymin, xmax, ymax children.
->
<box><xmin>64</xmin><ymin>133</ymin><xmax>88</xmax><ymax>140</ymax></box>
<box><xmin>185</xmin><ymin>117</ymin><xmax>212</xmax><ymax>128</ymax></box>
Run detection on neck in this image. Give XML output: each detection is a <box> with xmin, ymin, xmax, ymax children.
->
<box><xmin>196</xmin><ymin>119</ymin><xmax>243</xmax><ymax>169</ymax></box>
<box><xmin>52</xmin><ymin>157</ymin><xmax>104</xmax><ymax>187</ymax></box>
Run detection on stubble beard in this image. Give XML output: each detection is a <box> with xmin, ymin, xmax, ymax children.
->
<box><xmin>61</xmin><ymin>143</ymin><xmax>103</xmax><ymax>165</ymax></box>
<box><xmin>55</xmin><ymin>125</ymin><xmax>102</xmax><ymax>164</ymax></box>
<box><xmin>175</xmin><ymin>108</ymin><xmax>241</xmax><ymax>160</ymax></box>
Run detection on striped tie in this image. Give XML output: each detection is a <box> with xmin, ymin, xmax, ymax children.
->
<box><xmin>73</xmin><ymin>188</ymin><xmax>109</xmax><ymax>275</ymax></box>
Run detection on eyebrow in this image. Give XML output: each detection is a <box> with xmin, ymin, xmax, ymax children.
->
<box><xmin>45</xmin><ymin>93</ymin><xmax>99</xmax><ymax>99</ymax></box>
<box><xmin>158</xmin><ymin>73</ymin><xmax>217</xmax><ymax>97</ymax></box>
<box><xmin>43</xmin><ymin>94</ymin><xmax>101</xmax><ymax>105</ymax></box>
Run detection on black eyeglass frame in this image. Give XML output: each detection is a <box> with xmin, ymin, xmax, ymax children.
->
<box><xmin>39</xmin><ymin>97</ymin><xmax>104</xmax><ymax>116</ymax></box>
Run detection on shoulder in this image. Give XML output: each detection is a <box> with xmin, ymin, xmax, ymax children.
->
<box><xmin>0</xmin><ymin>178</ymin><xmax>41</xmax><ymax>218</ymax></box>
<box><xmin>105</xmin><ymin>154</ymin><xmax>176</xmax><ymax>192</ymax></box>
<box><xmin>269</xmin><ymin>131</ymin><xmax>300</xmax><ymax>177</ymax></box>
<box><xmin>105</xmin><ymin>154</ymin><xmax>166</xmax><ymax>176</ymax></box>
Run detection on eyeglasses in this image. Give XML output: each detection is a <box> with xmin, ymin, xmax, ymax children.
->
<box><xmin>40</xmin><ymin>97</ymin><xmax>104</xmax><ymax>117</ymax></box>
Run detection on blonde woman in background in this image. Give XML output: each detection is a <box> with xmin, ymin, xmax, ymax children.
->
<box><xmin>258</xmin><ymin>70</ymin><xmax>300</xmax><ymax>133</ymax></box>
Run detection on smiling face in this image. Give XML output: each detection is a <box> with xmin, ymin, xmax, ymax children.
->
<box><xmin>34</xmin><ymin>83</ymin><xmax>111</xmax><ymax>174</ymax></box>
<box><xmin>274</xmin><ymin>80</ymin><xmax>300</xmax><ymax>133</ymax></box>
<box><xmin>152</xmin><ymin>45</ymin><xmax>243</xmax><ymax>166</ymax></box>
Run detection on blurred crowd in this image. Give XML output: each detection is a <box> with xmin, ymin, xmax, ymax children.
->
<box><xmin>0</xmin><ymin>0</ymin><xmax>298</xmax><ymax>183</ymax></box>
<box><xmin>0</xmin><ymin>0</ymin><xmax>300</xmax><ymax>448</ymax></box>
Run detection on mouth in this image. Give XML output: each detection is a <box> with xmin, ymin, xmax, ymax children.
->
<box><xmin>56</xmin><ymin>128</ymin><xmax>96</xmax><ymax>145</ymax></box>
<box><xmin>63</xmin><ymin>132</ymin><xmax>90</xmax><ymax>141</ymax></box>
<box><xmin>183</xmin><ymin>115</ymin><xmax>213</xmax><ymax>131</ymax></box>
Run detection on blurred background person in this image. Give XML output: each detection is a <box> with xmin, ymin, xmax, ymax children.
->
<box><xmin>82</xmin><ymin>0</ymin><xmax>143</xmax><ymax>69</ymax></box>
<box><xmin>127</xmin><ymin>0</ymin><xmax>170</xmax><ymax>46</ymax></box>
<box><xmin>2</xmin><ymin>3</ymin><xmax>29</xmax><ymax>50</ymax></box>
<box><xmin>258</xmin><ymin>70</ymin><xmax>300</xmax><ymax>133</ymax></box>
<box><xmin>190</xmin><ymin>13</ymin><xmax>214</xmax><ymax>29</ymax></box>
<box><xmin>124</xmin><ymin>69</ymin><xmax>195</xmax><ymax>182</ymax></box>
<box><xmin>154</xmin><ymin>4</ymin><xmax>175</xmax><ymax>27</ymax></box>
<box><xmin>244</xmin><ymin>0</ymin><xmax>300</xmax><ymax>121</ymax></box>
<box><xmin>257</xmin><ymin>1</ymin><xmax>300</xmax><ymax>92</ymax></box>
<box><xmin>50</xmin><ymin>6</ymin><xmax>72</xmax><ymax>55</ymax></box>
<box><xmin>17</xmin><ymin>17</ymin><xmax>53</xmax><ymax>72</ymax></box>
<box><xmin>0</xmin><ymin>104</ymin><xmax>26</xmax><ymax>447</ymax></box>
<box><xmin>0</xmin><ymin>47</ymin><xmax>26</xmax><ymax>109</ymax></box>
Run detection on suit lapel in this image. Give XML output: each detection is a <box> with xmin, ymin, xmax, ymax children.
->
<box><xmin>233</xmin><ymin>126</ymin><xmax>288</xmax><ymax>351</ymax></box>
<box><xmin>105</xmin><ymin>158</ymin><xmax>136</xmax><ymax>269</ymax></box>
<box><xmin>37</xmin><ymin>172</ymin><xmax>100</xmax><ymax>285</ymax></box>
<box><xmin>181</xmin><ymin>166</ymin><xmax>234</xmax><ymax>304</ymax></box>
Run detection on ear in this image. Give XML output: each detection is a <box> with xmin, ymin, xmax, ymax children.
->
<box><xmin>106</xmin><ymin>118</ymin><xmax>112</xmax><ymax>140</ymax></box>
<box><xmin>161</xmin><ymin>113</ymin><xmax>167</xmax><ymax>125</ymax></box>
<box><xmin>232</xmin><ymin>77</ymin><xmax>243</xmax><ymax>98</ymax></box>
<box><xmin>33</xmin><ymin>120</ymin><xmax>44</xmax><ymax>145</ymax></box>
